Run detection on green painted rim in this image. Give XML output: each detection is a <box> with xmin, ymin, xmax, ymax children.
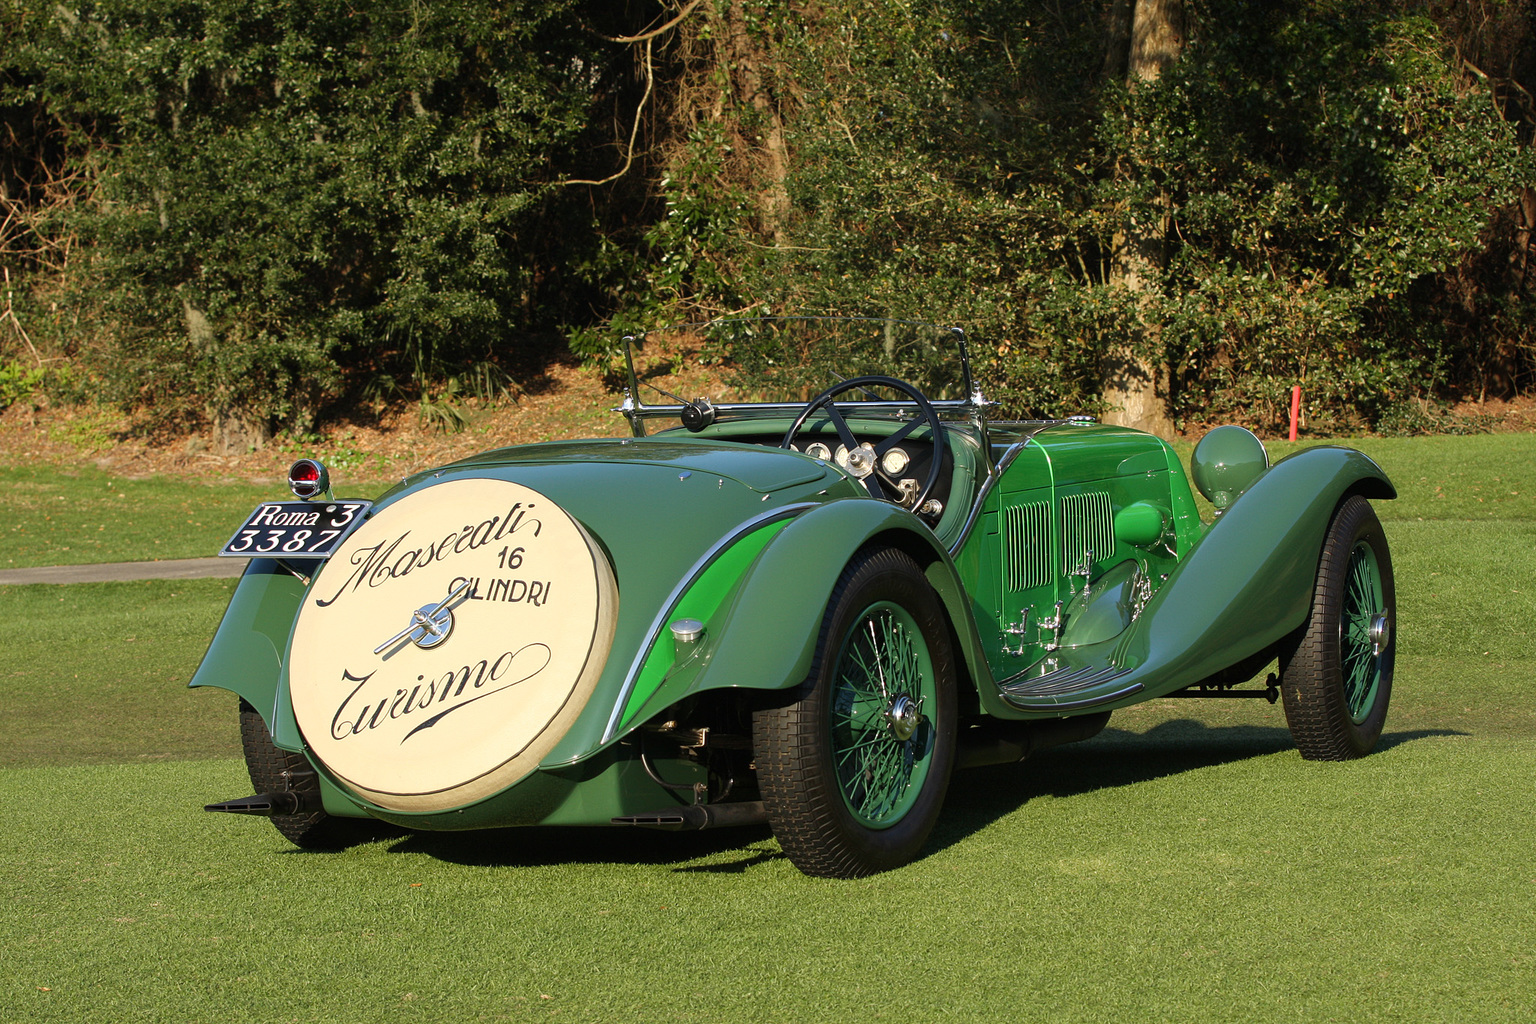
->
<box><xmin>829</xmin><ymin>601</ymin><xmax>937</xmax><ymax>829</ymax></box>
<box><xmin>1341</xmin><ymin>539</ymin><xmax>1386</xmax><ymax>724</ymax></box>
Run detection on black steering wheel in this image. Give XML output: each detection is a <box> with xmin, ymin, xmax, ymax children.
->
<box><xmin>780</xmin><ymin>375</ymin><xmax>948</xmax><ymax>517</ymax></box>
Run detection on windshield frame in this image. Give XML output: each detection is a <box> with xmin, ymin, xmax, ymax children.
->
<box><xmin>616</xmin><ymin>316</ymin><xmax>991</xmax><ymax>437</ymax></box>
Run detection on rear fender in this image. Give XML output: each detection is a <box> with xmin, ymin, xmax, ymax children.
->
<box><xmin>605</xmin><ymin>498</ymin><xmax>993</xmax><ymax>740</ymax></box>
<box><xmin>187</xmin><ymin>559</ymin><xmax>307</xmax><ymax>735</ymax></box>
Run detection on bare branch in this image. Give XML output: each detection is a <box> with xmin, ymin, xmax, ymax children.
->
<box><xmin>595</xmin><ymin>0</ymin><xmax>703</xmax><ymax>45</ymax></box>
<box><xmin>561</xmin><ymin>39</ymin><xmax>656</xmax><ymax>188</ymax></box>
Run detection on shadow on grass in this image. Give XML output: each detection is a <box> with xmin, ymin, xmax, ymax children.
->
<box><xmin>924</xmin><ymin>719</ymin><xmax>1466</xmax><ymax>861</ymax></box>
<box><xmin>371</xmin><ymin>820</ymin><xmax>784</xmax><ymax>873</ymax></box>
<box><xmin>285</xmin><ymin>720</ymin><xmax>1462</xmax><ymax>874</ymax></box>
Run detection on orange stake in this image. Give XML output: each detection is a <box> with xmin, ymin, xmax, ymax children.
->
<box><xmin>1288</xmin><ymin>385</ymin><xmax>1301</xmax><ymax>441</ymax></box>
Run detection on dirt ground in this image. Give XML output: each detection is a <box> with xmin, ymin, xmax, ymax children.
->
<box><xmin>0</xmin><ymin>355</ymin><xmax>631</xmax><ymax>485</ymax></box>
<box><xmin>3</xmin><ymin>351</ymin><xmax>1533</xmax><ymax>485</ymax></box>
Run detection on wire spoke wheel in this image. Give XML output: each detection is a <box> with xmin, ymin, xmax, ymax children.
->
<box><xmin>830</xmin><ymin>602</ymin><xmax>937</xmax><ymax>827</ymax></box>
<box><xmin>1281</xmin><ymin>495</ymin><xmax>1395</xmax><ymax>760</ymax></box>
<box><xmin>1341</xmin><ymin>540</ymin><xmax>1387</xmax><ymax>723</ymax></box>
<box><xmin>753</xmin><ymin>547</ymin><xmax>957</xmax><ymax>877</ymax></box>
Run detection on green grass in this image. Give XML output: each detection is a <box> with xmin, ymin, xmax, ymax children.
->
<box><xmin>0</xmin><ymin>466</ymin><xmax>281</xmax><ymax>569</ymax></box>
<box><xmin>0</xmin><ymin>579</ymin><xmax>241</xmax><ymax>767</ymax></box>
<box><xmin>1</xmin><ymin>740</ymin><xmax>1530</xmax><ymax>1023</ymax></box>
<box><xmin>1</xmin><ymin>433</ymin><xmax>1534</xmax><ymax>1022</ymax></box>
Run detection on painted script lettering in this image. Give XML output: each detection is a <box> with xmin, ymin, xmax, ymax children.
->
<box><xmin>314</xmin><ymin>503</ymin><xmax>543</xmax><ymax>607</ymax></box>
<box><xmin>329</xmin><ymin>644</ymin><xmax>553</xmax><ymax>743</ymax></box>
<box><xmin>451</xmin><ymin>576</ymin><xmax>553</xmax><ymax>607</ymax></box>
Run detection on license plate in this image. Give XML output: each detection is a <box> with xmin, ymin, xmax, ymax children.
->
<box><xmin>219</xmin><ymin>501</ymin><xmax>371</xmax><ymax>559</ymax></box>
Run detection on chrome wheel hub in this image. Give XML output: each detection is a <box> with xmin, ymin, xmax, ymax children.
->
<box><xmin>885</xmin><ymin>695</ymin><xmax>922</xmax><ymax>741</ymax></box>
<box><xmin>1369</xmin><ymin>612</ymin><xmax>1391</xmax><ymax>656</ymax></box>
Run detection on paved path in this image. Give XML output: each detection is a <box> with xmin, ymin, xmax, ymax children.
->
<box><xmin>0</xmin><ymin>557</ymin><xmax>246</xmax><ymax>585</ymax></box>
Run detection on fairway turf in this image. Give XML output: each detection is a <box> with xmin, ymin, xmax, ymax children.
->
<box><xmin>1</xmin><ymin>739</ymin><xmax>1530</xmax><ymax>1023</ymax></box>
<box><xmin>1</xmin><ymin>433</ymin><xmax>1533</xmax><ymax>1022</ymax></box>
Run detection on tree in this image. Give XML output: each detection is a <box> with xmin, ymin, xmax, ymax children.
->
<box><xmin>1100</xmin><ymin>0</ymin><xmax>1183</xmax><ymax>437</ymax></box>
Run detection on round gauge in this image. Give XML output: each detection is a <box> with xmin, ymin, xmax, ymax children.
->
<box><xmin>881</xmin><ymin>447</ymin><xmax>911</xmax><ymax>475</ymax></box>
<box><xmin>834</xmin><ymin>445</ymin><xmax>851</xmax><ymax>468</ymax></box>
<box><xmin>805</xmin><ymin>441</ymin><xmax>832</xmax><ymax>461</ymax></box>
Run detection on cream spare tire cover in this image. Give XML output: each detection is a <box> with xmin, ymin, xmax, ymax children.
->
<box><xmin>290</xmin><ymin>478</ymin><xmax>617</xmax><ymax>813</ymax></box>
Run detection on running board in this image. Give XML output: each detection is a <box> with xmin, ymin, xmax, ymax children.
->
<box><xmin>613</xmin><ymin>801</ymin><xmax>767</xmax><ymax>831</ymax></box>
<box><xmin>998</xmin><ymin>665</ymin><xmax>1141</xmax><ymax>711</ymax></box>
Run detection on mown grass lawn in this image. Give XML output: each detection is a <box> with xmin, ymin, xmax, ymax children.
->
<box><xmin>1</xmin><ymin>434</ymin><xmax>1533</xmax><ymax>1023</ymax></box>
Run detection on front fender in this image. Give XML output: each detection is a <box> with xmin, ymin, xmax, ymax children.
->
<box><xmin>1116</xmin><ymin>445</ymin><xmax>1394</xmax><ymax>695</ymax></box>
<box><xmin>606</xmin><ymin>498</ymin><xmax>991</xmax><ymax>740</ymax></box>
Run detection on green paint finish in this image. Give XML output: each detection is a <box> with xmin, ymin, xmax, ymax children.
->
<box><xmin>187</xmin><ymin>558</ymin><xmax>306</xmax><ymax>729</ymax></box>
<box><xmin>1162</xmin><ymin>444</ymin><xmax>1207</xmax><ymax>554</ymax></box>
<box><xmin>1191</xmin><ymin>425</ymin><xmax>1270</xmax><ymax>510</ymax></box>
<box><xmin>1026</xmin><ymin>422</ymin><xmax>1172</xmax><ymax>487</ymax></box>
<box><xmin>617</xmin><ymin>516</ymin><xmax>793</xmax><ymax>730</ymax></box>
<box><xmin>1099</xmin><ymin>446</ymin><xmax>1396</xmax><ymax>708</ymax></box>
<box><xmin>682</xmin><ymin>499</ymin><xmax>971</xmax><ymax>704</ymax></box>
<box><xmin>1057</xmin><ymin>560</ymin><xmax>1143</xmax><ymax>649</ymax></box>
<box><xmin>1113</xmin><ymin>501</ymin><xmax>1169</xmax><ymax>547</ymax></box>
<box><xmin>427</xmin><ymin>435</ymin><xmax>833</xmax><ymax>494</ymax></box>
<box><xmin>353</xmin><ymin>744</ymin><xmax>704</xmax><ymax>828</ymax></box>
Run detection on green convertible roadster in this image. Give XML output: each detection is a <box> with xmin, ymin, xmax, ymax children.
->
<box><xmin>193</xmin><ymin>317</ymin><xmax>1396</xmax><ymax>877</ymax></box>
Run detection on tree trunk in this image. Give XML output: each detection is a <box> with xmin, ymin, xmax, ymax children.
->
<box><xmin>722</xmin><ymin>1</ymin><xmax>791</xmax><ymax>244</ymax></box>
<box><xmin>1101</xmin><ymin>0</ymin><xmax>1183</xmax><ymax>439</ymax></box>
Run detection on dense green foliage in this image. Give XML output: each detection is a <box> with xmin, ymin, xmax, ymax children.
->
<box><xmin>2</xmin><ymin>1</ymin><xmax>1533</xmax><ymax>437</ymax></box>
<box><xmin>629</xmin><ymin>0</ymin><xmax>1535</xmax><ymax>428</ymax></box>
<box><xmin>3</xmin><ymin>0</ymin><xmax>648</xmax><ymax>437</ymax></box>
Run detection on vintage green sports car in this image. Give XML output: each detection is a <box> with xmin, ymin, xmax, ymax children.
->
<box><xmin>193</xmin><ymin>318</ymin><xmax>1396</xmax><ymax>877</ymax></box>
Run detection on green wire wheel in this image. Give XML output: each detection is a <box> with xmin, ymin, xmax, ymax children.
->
<box><xmin>1281</xmin><ymin>495</ymin><xmax>1396</xmax><ymax>759</ymax></box>
<box><xmin>754</xmin><ymin>546</ymin><xmax>957</xmax><ymax>877</ymax></box>
<box><xmin>829</xmin><ymin>600</ymin><xmax>939</xmax><ymax>828</ymax></box>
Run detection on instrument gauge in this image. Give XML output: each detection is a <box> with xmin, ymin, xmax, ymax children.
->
<box><xmin>834</xmin><ymin>445</ymin><xmax>851</xmax><ymax>467</ymax></box>
<box><xmin>881</xmin><ymin>448</ymin><xmax>911</xmax><ymax>475</ymax></box>
<box><xmin>805</xmin><ymin>442</ymin><xmax>832</xmax><ymax>461</ymax></box>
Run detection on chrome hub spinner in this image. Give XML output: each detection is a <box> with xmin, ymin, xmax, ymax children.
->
<box><xmin>373</xmin><ymin>579</ymin><xmax>470</xmax><ymax>655</ymax></box>
<box><xmin>1368</xmin><ymin>612</ymin><xmax>1391</xmax><ymax>656</ymax></box>
<box><xmin>885</xmin><ymin>695</ymin><xmax>922</xmax><ymax>742</ymax></box>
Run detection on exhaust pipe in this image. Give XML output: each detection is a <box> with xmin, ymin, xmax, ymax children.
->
<box><xmin>613</xmin><ymin>800</ymin><xmax>768</xmax><ymax>831</ymax></box>
<box><xmin>205</xmin><ymin>791</ymin><xmax>323</xmax><ymax>817</ymax></box>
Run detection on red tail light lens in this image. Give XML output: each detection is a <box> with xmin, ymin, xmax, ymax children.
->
<box><xmin>288</xmin><ymin>459</ymin><xmax>330</xmax><ymax>499</ymax></box>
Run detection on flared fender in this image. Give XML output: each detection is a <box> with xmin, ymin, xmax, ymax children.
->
<box><xmin>1107</xmin><ymin>445</ymin><xmax>1395</xmax><ymax>698</ymax></box>
<box><xmin>186</xmin><ymin>558</ymin><xmax>308</xmax><ymax>732</ymax></box>
<box><xmin>603</xmin><ymin>497</ymin><xmax>996</xmax><ymax>742</ymax></box>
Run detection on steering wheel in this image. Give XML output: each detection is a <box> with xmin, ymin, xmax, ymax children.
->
<box><xmin>780</xmin><ymin>375</ymin><xmax>948</xmax><ymax>517</ymax></box>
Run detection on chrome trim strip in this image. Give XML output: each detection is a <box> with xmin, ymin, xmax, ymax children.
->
<box><xmin>615</xmin><ymin>399</ymin><xmax>980</xmax><ymax>421</ymax></box>
<box><xmin>944</xmin><ymin>421</ymin><xmax>1066</xmax><ymax>556</ymax></box>
<box><xmin>600</xmin><ymin>502</ymin><xmax>818</xmax><ymax>743</ymax></box>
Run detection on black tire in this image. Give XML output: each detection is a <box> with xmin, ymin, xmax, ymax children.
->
<box><xmin>1280</xmin><ymin>495</ymin><xmax>1395</xmax><ymax>759</ymax></box>
<box><xmin>239</xmin><ymin>700</ymin><xmax>380</xmax><ymax>848</ymax></box>
<box><xmin>753</xmin><ymin>547</ymin><xmax>957</xmax><ymax>877</ymax></box>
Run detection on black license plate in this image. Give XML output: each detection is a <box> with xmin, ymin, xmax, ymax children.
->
<box><xmin>219</xmin><ymin>501</ymin><xmax>371</xmax><ymax>559</ymax></box>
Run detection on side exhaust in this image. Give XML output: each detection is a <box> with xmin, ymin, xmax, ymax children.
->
<box><xmin>205</xmin><ymin>791</ymin><xmax>323</xmax><ymax>817</ymax></box>
<box><xmin>613</xmin><ymin>800</ymin><xmax>768</xmax><ymax>831</ymax></box>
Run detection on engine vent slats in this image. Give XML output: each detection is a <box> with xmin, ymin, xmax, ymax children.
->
<box><xmin>1060</xmin><ymin>491</ymin><xmax>1114</xmax><ymax>573</ymax></box>
<box><xmin>1003</xmin><ymin>500</ymin><xmax>1053</xmax><ymax>592</ymax></box>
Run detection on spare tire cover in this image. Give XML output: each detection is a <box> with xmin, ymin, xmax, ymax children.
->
<box><xmin>290</xmin><ymin>478</ymin><xmax>617</xmax><ymax>813</ymax></box>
